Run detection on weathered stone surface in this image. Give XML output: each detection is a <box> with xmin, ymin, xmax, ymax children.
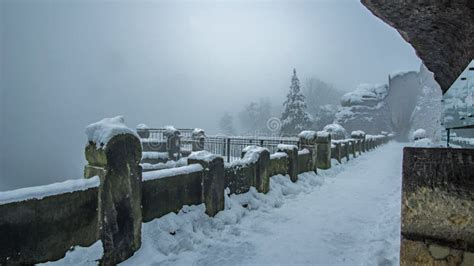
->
<box><xmin>189</xmin><ymin>156</ymin><xmax>225</xmax><ymax>217</ymax></box>
<box><xmin>255</xmin><ymin>149</ymin><xmax>271</xmax><ymax>194</ymax></box>
<box><xmin>400</xmin><ymin>239</ymin><xmax>465</xmax><ymax>266</ymax></box>
<box><xmin>297</xmin><ymin>150</ymin><xmax>313</xmax><ymax>174</ymax></box>
<box><xmin>224</xmin><ymin>163</ymin><xmax>257</xmax><ymax>195</ymax></box>
<box><xmin>268</xmin><ymin>154</ymin><xmax>289</xmax><ymax>177</ymax></box>
<box><xmin>299</xmin><ymin>132</ymin><xmax>318</xmax><ymax>173</ymax></box>
<box><xmin>141</xmin><ymin>171</ymin><xmax>203</xmax><ymax>222</ymax></box>
<box><xmin>402</xmin><ymin>147</ymin><xmax>474</xmax><ymax>254</ymax></box>
<box><xmin>361</xmin><ymin>0</ymin><xmax>474</xmax><ymax>93</ymax></box>
<box><xmin>85</xmin><ymin>133</ymin><xmax>143</xmax><ymax>265</ymax></box>
<box><xmin>0</xmin><ymin>188</ymin><xmax>99</xmax><ymax>265</ymax></box>
<box><xmin>350</xmin><ymin>140</ymin><xmax>357</xmax><ymax>158</ymax></box>
<box><xmin>342</xmin><ymin>141</ymin><xmax>349</xmax><ymax>161</ymax></box>
<box><xmin>315</xmin><ymin>133</ymin><xmax>331</xmax><ymax>169</ymax></box>
<box><xmin>333</xmin><ymin>142</ymin><xmax>342</xmax><ymax>163</ymax></box>
<box><xmin>278</xmin><ymin>145</ymin><xmax>298</xmax><ymax>182</ymax></box>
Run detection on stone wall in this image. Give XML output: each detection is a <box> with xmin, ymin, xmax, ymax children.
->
<box><xmin>401</xmin><ymin>147</ymin><xmax>474</xmax><ymax>265</ymax></box>
<box><xmin>0</xmin><ymin>185</ymin><xmax>99</xmax><ymax>264</ymax></box>
<box><xmin>142</xmin><ymin>167</ymin><xmax>203</xmax><ymax>222</ymax></box>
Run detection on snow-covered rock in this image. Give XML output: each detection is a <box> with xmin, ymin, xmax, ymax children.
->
<box><xmin>412</xmin><ymin>129</ymin><xmax>427</xmax><ymax>140</ymax></box>
<box><xmin>335</xmin><ymin>84</ymin><xmax>392</xmax><ymax>135</ymax></box>
<box><xmin>85</xmin><ymin>116</ymin><xmax>138</xmax><ymax>149</ymax></box>
<box><xmin>385</xmin><ymin>70</ymin><xmax>422</xmax><ymax>141</ymax></box>
<box><xmin>322</xmin><ymin>123</ymin><xmax>348</xmax><ymax>140</ymax></box>
<box><xmin>409</xmin><ymin>64</ymin><xmax>443</xmax><ymax>142</ymax></box>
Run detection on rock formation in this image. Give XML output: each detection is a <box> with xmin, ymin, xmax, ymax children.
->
<box><xmin>361</xmin><ymin>0</ymin><xmax>474</xmax><ymax>93</ymax></box>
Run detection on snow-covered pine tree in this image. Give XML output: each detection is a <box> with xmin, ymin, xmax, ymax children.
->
<box><xmin>280</xmin><ymin>69</ymin><xmax>313</xmax><ymax>136</ymax></box>
<box><xmin>219</xmin><ymin>112</ymin><xmax>236</xmax><ymax>135</ymax></box>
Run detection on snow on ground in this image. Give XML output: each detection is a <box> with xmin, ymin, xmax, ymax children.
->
<box><xmin>48</xmin><ymin>142</ymin><xmax>403</xmax><ymax>266</ymax></box>
<box><xmin>41</xmin><ymin>241</ymin><xmax>103</xmax><ymax>266</ymax></box>
<box><xmin>123</xmin><ymin>142</ymin><xmax>403</xmax><ymax>266</ymax></box>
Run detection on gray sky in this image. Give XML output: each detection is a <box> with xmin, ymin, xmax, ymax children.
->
<box><xmin>0</xmin><ymin>0</ymin><xmax>420</xmax><ymax>190</ymax></box>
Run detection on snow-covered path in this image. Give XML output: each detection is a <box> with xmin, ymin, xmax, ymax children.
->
<box><xmin>237</xmin><ymin>142</ymin><xmax>403</xmax><ymax>266</ymax></box>
<box><xmin>123</xmin><ymin>142</ymin><xmax>403</xmax><ymax>266</ymax></box>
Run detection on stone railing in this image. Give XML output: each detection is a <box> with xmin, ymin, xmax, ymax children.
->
<box><xmin>0</xmin><ymin>123</ymin><xmax>391</xmax><ymax>265</ymax></box>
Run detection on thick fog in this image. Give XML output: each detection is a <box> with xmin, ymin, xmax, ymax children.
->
<box><xmin>0</xmin><ymin>0</ymin><xmax>420</xmax><ymax>190</ymax></box>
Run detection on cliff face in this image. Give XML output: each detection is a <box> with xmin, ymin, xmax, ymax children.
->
<box><xmin>361</xmin><ymin>0</ymin><xmax>474</xmax><ymax>93</ymax></box>
<box><xmin>385</xmin><ymin>71</ymin><xmax>422</xmax><ymax>141</ymax></box>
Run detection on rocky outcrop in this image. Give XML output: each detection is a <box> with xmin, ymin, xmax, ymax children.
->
<box><xmin>361</xmin><ymin>0</ymin><xmax>474</xmax><ymax>93</ymax></box>
<box><xmin>335</xmin><ymin>84</ymin><xmax>393</xmax><ymax>135</ymax></box>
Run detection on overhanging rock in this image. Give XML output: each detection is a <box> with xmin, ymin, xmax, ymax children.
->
<box><xmin>361</xmin><ymin>0</ymin><xmax>474</xmax><ymax>93</ymax></box>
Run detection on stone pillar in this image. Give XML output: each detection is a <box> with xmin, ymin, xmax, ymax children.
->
<box><xmin>334</xmin><ymin>142</ymin><xmax>342</xmax><ymax>164</ymax></box>
<box><xmin>351</xmin><ymin>131</ymin><xmax>366</xmax><ymax>156</ymax></box>
<box><xmin>298</xmin><ymin>131</ymin><xmax>318</xmax><ymax>173</ymax></box>
<box><xmin>84</xmin><ymin>133</ymin><xmax>142</xmax><ymax>265</ymax></box>
<box><xmin>277</xmin><ymin>145</ymin><xmax>299</xmax><ymax>182</ymax></box>
<box><xmin>165</xmin><ymin>129</ymin><xmax>181</xmax><ymax>160</ymax></box>
<box><xmin>192</xmin><ymin>128</ymin><xmax>206</xmax><ymax>152</ymax></box>
<box><xmin>188</xmin><ymin>152</ymin><xmax>225</xmax><ymax>217</ymax></box>
<box><xmin>343</xmin><ymin>141</ymin><xmax>350</xmax><ymax>161</ymax></box>
<box><xmin>315</xmin><ymin>131</ymin><xmax>331</xmax><ymax>169</ymax></box>
<box><xmin>350</xmin><ymin>140</ymin><xmax>357</xmax><ymax>158</ymax></box>
<box><xmin>242</xmin><ymin>146</ymin><xmax>271</xmax><ymax>194</ymax></box>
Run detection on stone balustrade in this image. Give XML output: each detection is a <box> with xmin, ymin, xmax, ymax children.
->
<box><xmin>0</xmin><ymin>125</ymin><xmax>390</xmax><ymax>265</ymax></box>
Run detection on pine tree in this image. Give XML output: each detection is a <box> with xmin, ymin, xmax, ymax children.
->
<box><xmin>219</xmin><ymin>112</ymin><xmax>236</xmax><ymax>135</ymax></box>
<box><xmin>280</xmin><ymin>69</ymin><xmax>313</xmax><ymax>136</ymax></box>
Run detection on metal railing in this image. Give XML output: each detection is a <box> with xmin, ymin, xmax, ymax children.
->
<box><xmin>204</xmin><ymin>135</ymin><xmax>299</xmax><ymax>162</ymax></box>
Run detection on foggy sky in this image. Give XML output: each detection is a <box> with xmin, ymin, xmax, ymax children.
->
<box><xmin>0</xmin><ymin>0</ymin><xmax>420</xmax><ymax>190</ymax></box>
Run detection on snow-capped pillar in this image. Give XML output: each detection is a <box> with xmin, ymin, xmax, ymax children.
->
<box><xmin>256</xmin><ymin>150</ymin><xmax>270</xmax><ymax>193</ymax></box>
<box><xmin>315</xmin><ymin>131</ymin><xmax>331</xmax><ymax>169</ymax></box>
<box><xmin>351</xmin><ymin>131</ymin><xmax>366</xmax><ymax>156</ymax></box>
<box><xmin>84</xmin><ymin>116</ymin><xmax>142</xmax><ymax>265</ymax></box>
<box><xmin>349</xmin><ymin>140</ymin><xmax>357</xmax><ymax>158</ymax></box>
<box><xmin>192</xmin><ymin>128</ymin><xmax>206</xmax><ymax>152</ymax></box>
<box><xmin>188</xmin><ymin>152</ymin><xmax>225</xmax><ymax>217</ymax></box>
<box><xmin>242</xmin><ymin>146</ymin><xmax>271</xmax><ymax>194</ymax></box>
<box><xmin>277</xmin><ymin>144</ymin><xmax>299</xmax><ymax>183</ymax></box>
<box><xmin>164</xmin><ymin>127</ymin><xmax>181</xmax><ymax>160</ymax></box>
<box><xmin>298</xmin><ymin>131</ymin><xmax>318</xmax><ymax>173</ymax></box>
